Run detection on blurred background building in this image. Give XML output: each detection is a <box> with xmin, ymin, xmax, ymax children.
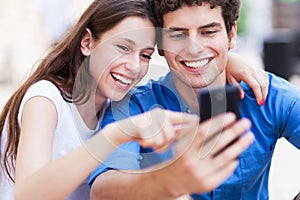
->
<box><xmin>264</xmin><ymin>0</ymin><xmax>300</xmax><ymax>80</ymax></box>
<box><xmin>0</xmin><ymin>0</ymin><xmax>300</xmax><ymax>199</ymax></box>
<box><xmin>0</xmin><ymin>0</ymin><xmax>92</xmax><ymax>104</ymax></box>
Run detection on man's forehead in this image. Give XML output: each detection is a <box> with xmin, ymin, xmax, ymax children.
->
<box><xmin>162</xmin><ymin>4</ymin><xmax>223</xmax><ymax>28</ymax></box>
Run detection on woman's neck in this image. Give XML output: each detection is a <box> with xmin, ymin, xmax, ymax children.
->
<box><xmin>76</xmin><ymin>94</ymin><xmax>107</xmax><ymax>130</ymax></box>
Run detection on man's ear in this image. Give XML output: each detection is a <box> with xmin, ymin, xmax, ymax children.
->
<box><xmin>229</xmin><ymin>22</ymin><xmax>237</xmax><ymax>50</ymax></box>
<box><xmin>80</xmin><ymin>28</ymin><xmax>94</xmax><ymax>56</ymax></box>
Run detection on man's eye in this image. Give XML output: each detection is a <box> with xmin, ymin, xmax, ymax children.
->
<box><xmin>117</xmin><ymin>45</ymin><xmax>130</xmax><ymax>52</ymax></box>
<box><xmin>202</xmin><ymin>30</ymin><xmax>217</xmax><ymax>36</ymax></box>
<box><xmin>169</xmin><ymin>33</ymin><xmax>187</xmax><ymax>39</ymax></box>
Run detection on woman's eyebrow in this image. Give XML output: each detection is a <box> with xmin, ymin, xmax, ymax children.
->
<box><xmin>119</xmin><ymin>37</ymin><xmax>154</xmax><ymax>50</ymax></box>
<box><xmin>119</xmin><ymin>37</ymin><xmax>136</xmax><ymax>45</ymax></box>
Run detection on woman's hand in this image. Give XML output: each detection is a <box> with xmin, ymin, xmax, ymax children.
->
<box><xmin>111</xmin><ymin>108</ymin><xmax>199</xmax><ymax>150</ymax></box>
<box><xmin>226</xmin><ymin>53</ymin><xmax>269</xmax><ymax>106</ymax></box>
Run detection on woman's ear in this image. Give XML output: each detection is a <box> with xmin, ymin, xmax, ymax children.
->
<box><xmin>80</xmin><ymin>28</ymin><xmax>94</xmax><ymax>56</ymax></box>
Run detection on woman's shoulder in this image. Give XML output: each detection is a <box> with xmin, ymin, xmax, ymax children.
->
<box><xmin>19</xmin><ymin>80</ymin><xmax>68</xmax><ymax>120</ymax></box>
<box><xmin>24</xmin><ymin>80</ymin><xmax>64</xmax><ymax>102</ymax></box>
<box><xmin>27</xmin><ymin>80</ymin><xmax>61</xmax><ymax>95</ymax></box>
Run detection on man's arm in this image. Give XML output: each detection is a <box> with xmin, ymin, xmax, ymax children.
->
<box><xmin>90</xmin><ymin>165</ymin><xmax>178</xmax><ymax>199</ymax></box>
<box><xmin>90</xmin><ymin>114</ymin><xmax>254</xmax><ymax>199</ymax></box>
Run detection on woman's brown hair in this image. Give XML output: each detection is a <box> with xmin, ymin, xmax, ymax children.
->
<box><xmin>0</xmin><ymin>0</ymin><xmax>154</xmax><ymax>182</ymax></box>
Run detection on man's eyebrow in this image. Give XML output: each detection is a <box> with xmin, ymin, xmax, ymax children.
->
<box><xmin>164</xmin><ymin>22</ymin><xmax>222</xmax><ymax>33</ymax></box>
<box><xmin>163</xmin><ymin>27</ymin><xmax>187</xmax><ymax>33</ymax></box>
<box><xmin>199</xmin><ymin>22</ymin><xmax>222</xmax><ymax>29</ymax></box>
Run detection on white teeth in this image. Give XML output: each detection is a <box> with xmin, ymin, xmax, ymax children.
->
<box><xmin>184</xmin><ymin>58</ymin><xmax>210</xmax><ymax>68</ymax></box>
<box><xmin>111</xmin><ymin>73</ymin><xmax>133</xmax><ymax>86</ymax></box>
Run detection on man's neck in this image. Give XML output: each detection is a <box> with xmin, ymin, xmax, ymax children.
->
<box><xmin>174</xmin><ymin>80</ymin><xmax>199</xmax><ymax>115</ymax></box>
<box><xmin>173</xmin><ymin>72</ymin><xmax>226</xmax><ymax>115</ymax></box>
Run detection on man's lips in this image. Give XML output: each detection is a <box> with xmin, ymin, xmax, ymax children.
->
<box><xmin>181</xmin><ymin>57</ymin><xmax>213</xmax><ymax>69</ymax></box>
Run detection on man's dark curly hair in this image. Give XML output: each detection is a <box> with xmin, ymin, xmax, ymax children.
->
<box><xmin>146</xmin><ymin>0</ymin><xmax>240</xmax><ymax>36</ymax></box>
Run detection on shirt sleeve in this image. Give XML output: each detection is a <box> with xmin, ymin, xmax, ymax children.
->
<box><xmin>280</xmin><ymin>91</ymin><xmax>300</xmax><ymax>148</ymax></box>
<box><xmin>18</xmin><ymin>80</ymin><xmax>64</xmax><ymax>126</ymax></box>
<box><xmin>88</xmin><ymin>141</ymin><xmax>142</xmax><ymax>186</ymax></box>
<box><xmin>268</xmin><ymin>74</ymin><xmax>300</xmax><ymax>148</ymax></box>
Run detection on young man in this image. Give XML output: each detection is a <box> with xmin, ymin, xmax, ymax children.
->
<box><xmin>90</xmin><ymin>0</ymin><xmax>300</xmax><ymax>199</ymax></box>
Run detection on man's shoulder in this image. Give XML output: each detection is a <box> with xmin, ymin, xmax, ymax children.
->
<box><xmin>266</xmin><ymin>72</ymin><xmax>300</xmax><ymax>98</ymax></box>
<box><xmin>241</xmin><ymin>72</ymin><xmax>300</xmax><ymax>106</ymax></box>
<box><xmin>242</xmin><ymin>72</ymin><xmax>299</xmax><ymax>94</ymax></box>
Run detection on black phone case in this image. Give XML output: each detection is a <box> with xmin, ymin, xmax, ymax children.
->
<box><xmin>198</xmin><ymin>85</ymin><xmax>241</xmax><ymax>122</ymax></box>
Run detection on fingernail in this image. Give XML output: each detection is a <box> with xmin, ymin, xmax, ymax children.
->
<box><xmin>259</xmin><ymin>101</ymin><xmax>265</xmax><ymax>106</ymax></box>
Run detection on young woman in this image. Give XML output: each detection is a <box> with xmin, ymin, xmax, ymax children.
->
<box><xmin>0</xmin><ymin>0</ymin><xmax>267</xmax><ymax>199</ymax></box>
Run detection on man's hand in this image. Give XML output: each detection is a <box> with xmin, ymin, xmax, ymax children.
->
<box><xmin>156</xmin><ymin>113</ymin><xmax>254</xmax><ymax>197</ymax></box>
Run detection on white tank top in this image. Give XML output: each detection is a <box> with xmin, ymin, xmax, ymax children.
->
<box><xmin>0</xmin><ymin>80</ymin><xmax>108</xmax><ymax>200</ymax></box>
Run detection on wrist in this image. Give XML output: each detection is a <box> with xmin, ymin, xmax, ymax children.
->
<box><xmin>102</xmin><ymin>123</ymin><xmax>131</xmax><ymax>146</ymax></box>
<box><xmin>149</xmin><ymin>161</ymin><xmax>188</xmax><ymax>198</ymax></box>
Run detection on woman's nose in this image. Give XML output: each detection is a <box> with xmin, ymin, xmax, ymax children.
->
<box><xmin>124</xmin><ymin>53</ymin><xmax>141</xmax><ymax>73</ymax></box>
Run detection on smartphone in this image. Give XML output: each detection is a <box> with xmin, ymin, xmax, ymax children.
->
<box><xmin>198</xmin><ymin>85</ymin><xmax>242</xmax><ymax>158</ymax></box>
<box><xmin>198</xmin><ymin>85</ymin><xmax>241</xmax><ymax>122</ymax></box>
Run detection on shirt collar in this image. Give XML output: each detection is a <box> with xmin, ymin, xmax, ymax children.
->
<box><xmin>161</xmin><ymin>72</ymin><xmax>194</xmax><ymax>114</ymax></box>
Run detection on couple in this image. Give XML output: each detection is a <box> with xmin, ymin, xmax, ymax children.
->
<box><xmin>1</xmin><ymin>0</ymin><xmax>298</xmax><ymax>199</ymax></box>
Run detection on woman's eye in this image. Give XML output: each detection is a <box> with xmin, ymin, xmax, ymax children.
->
<box><xmin>117</xmin><ymin>45</ymin><xmax>130</xmax><ymax>52</ymax></box>
<box><xmin>141</xmin><ymin>54</ymin><xmax>152</xmax><ymax>60</ymax></box>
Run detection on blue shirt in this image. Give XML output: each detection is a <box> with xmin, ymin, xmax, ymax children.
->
<box><xmin>89</xmin><ymin>72</ymin><xmax>300</xmax><ymax>199</ymax></box>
